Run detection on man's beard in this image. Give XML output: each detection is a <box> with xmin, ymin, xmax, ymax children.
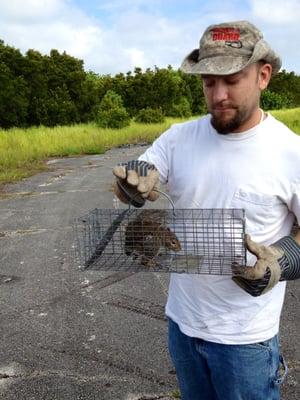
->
<box><xmin>210</xmin><ymin>104</ymin><xmax>254</xmax><ymax>135</ymax></box>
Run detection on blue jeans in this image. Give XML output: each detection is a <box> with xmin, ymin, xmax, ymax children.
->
<box><xmin>168</xmin><ymin>318</ymin><xmax>288</xmax><ymax>400</ymax></box>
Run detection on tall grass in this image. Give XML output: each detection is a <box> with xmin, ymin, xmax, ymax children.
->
<box><xmin>0</xmin><ymin>108</ymin><xmax>299</xmax><ymax>185</ymax></box>
<box><xmin>0</xmin><ymin>118</ymin><xmax>184</xmax><ymax>184</ymax></box>
<box><xmin>270</xmin><ymin>108</ymin><xmax>300</xmax><ymax>133</ymax></box>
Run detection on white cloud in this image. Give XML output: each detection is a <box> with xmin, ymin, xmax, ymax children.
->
<box><xmin>248</xmin><ymin>0</ymin><xmax>300</xmax><ymax>73</ymax></box>
<box><xmin>0</xmin><ymin>1</ymin><xmax>202</xmax><ymax>74</ymax></box>
<box><xmin>251</xmin><ymin>0</ymin><xmax>300</xmax><ymax>24</ymax></box>
<box><xmin>0</xmin><ymin>0</ymin><xmax>299</xmax><ymax>75</ymax></box>
<box><xmin>124</xmin><ymin>48</ymin><xmax>146</xmax><ymax>70</ymax></box>
<box><xmin>1</xmin><ymin>20</ymin><xmax>103</xmax><ymax>58</ymax></box>
<box><xmin>96</xmin><ymin>0</ymin><xmax>174</xmax><ymax>13</ymax></box>
<box><xmin>0</xmin><ymin>0</ymin><xmax>65</xmax><ymax>21</ymax></box>
<box><xmin>0</xmin><ymin>0</ymin><xmax>105</xmax><ymax>66</ymax></box>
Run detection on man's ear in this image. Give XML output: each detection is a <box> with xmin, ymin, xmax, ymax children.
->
<box><xmin>258</xmin><ymin>63</ymin><xmax>272</xmax><ymax>90</ymax></box>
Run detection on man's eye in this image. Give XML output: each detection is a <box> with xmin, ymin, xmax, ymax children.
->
<box><xmin>226</xmin><ymin>79</ymin><xmax>239</xmax><ymax>85</ymax></box>
<box><xmin>203</xmin><ymin>80</ymin><xmax>214</xmax><ymax>88</ymax></box>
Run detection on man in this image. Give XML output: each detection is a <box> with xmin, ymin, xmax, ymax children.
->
<box><xmin>112</xmin><ymin>21</ymin><xmax>300</xmax><ymax>399</ymax></box>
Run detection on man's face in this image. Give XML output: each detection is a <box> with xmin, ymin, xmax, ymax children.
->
<box><xmin>202</xmin><ymin>63</ymin><xmax>270</xmax><ymax>134</ymax></box>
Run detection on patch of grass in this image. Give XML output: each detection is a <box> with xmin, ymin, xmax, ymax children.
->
<box><xmin>0</xmin><ymin>108</ymin><xmax>299</xmax><ymax>186</ymax></box>
<box><xmin>0</xmin><ymin>118</ymin><xmax>185</xmax><ymax>185</ymax></box>
<box><xmin>170</xmin><ymin>389</ymin><xmax>181</xmax><ymax>399</ymax></box>
<box><xmin>0</xmin><ymin>161</ymin><xmax>48</xmax><ymax>184</ymax></box>
<box><xmin>270</xmin><ymin>108</ymin><xmax>300</xmax><ymax>134</ymax></box>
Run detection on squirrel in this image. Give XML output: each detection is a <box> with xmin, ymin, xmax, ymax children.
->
<box><xmin>124</xmin><ymin>210</ymin><xmax>181</xmax><ymax>267</ymax></box>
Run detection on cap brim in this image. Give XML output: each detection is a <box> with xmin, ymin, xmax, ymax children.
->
<box><xmin>181</xmin><ymin>53</ymin><xmax>250</xmax><ymax>75</ymax></box>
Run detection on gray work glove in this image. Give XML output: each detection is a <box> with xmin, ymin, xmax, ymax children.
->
<box><xmin>232</xmin><ymin>234</ymin><xmax>300</xmax><ymax>296</ymax></box>
<box><xmin>112</xmin><ymin>160</ymin><xmax>160</xmax><ymax>207</ymax></box>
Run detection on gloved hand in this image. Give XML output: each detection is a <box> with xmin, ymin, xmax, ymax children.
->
<box><xmin>112</xmin><ymin>160</ymin><xmax>160</xmax><ymax>207</ymax></box>
<box><xmin>232</xmin><ymin>234</ymin><xmax>300</xmax><ymax>296</ymax></box>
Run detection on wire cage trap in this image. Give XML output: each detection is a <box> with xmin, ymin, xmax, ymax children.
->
<box><xmin>72</xmin><ymin>205</ymin><xmax>246</xmax><ymax>275</ymax></box>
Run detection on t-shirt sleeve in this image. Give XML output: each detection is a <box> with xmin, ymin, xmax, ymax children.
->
<box><xmin>291</xmin><ymin>177</ymin><xmax>300</xmax><ymax>225</ymax></box>
<box><xmin>138</xmin><ymin>126</ymin><xmax>175</xmax><ymax>184</ymax></box>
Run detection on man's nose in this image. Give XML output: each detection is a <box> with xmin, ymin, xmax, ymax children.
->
<box><xmin>212</xmin><ymin>82</ymin><xmax>229</xmax><ymax>103</ymax></box>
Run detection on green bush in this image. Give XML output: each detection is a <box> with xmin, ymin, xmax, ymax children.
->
<box><xmin>168</xmin><ymin>97</ymin><xmax>192</xmax><ymax>118</ymax></box>
<box><xmin>134</xmin><ymin>107</ymin><xmax>165</xmax><ymax>123</ymax></box>
<box><xmin>261</xmin><ymin>89</ymin><xmax>291</xmax><ymax>110</ymax></box>
<box><xmin>95</xmin><ymin>90</ymin><xmax>130</xmax><ymax>129</ymax></box>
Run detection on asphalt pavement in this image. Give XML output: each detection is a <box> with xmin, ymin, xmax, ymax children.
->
<box><xmin>0</xmin><ymin>144</ymin><xmax>299</xmax><ymax>400</ymax></box>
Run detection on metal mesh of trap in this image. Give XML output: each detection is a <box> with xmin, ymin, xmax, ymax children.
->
<box><xmin>73</xmin><ymin>208</ymin><xmax>246</xmax><ymax>274</ymax></box>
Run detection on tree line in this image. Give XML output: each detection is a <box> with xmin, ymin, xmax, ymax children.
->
<box><xmin>0</xmin><ymin>39</ymin><xmax>299</xmax><ymax>129</ymax></box>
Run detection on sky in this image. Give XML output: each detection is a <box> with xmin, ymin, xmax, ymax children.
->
<box><xmin>0</xmin><ymin>0</ymin><xmax>299</xmax><ymax>76</ymax></box>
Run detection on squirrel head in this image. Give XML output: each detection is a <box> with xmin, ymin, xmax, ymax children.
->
<box><xmin>164</xmin><ymin>227</ymin><xmax>181</xmax><ymax>251</ymax></box>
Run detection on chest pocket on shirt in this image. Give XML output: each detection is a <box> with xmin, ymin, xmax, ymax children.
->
<box><xmin>230</xmin><ymin>188</ymin><xmax>284</xmax><ymax>234</ymax></box>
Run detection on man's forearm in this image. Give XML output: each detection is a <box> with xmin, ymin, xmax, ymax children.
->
<box><xmin>277</xmin><ymin>228</ymin><xmax>300</xmax><ymax>281</ymax></box>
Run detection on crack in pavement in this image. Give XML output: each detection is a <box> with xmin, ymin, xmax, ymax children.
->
<box><xmin>38</xmin><ymin>345</ymin><xmax>170</xmax><ymax>387</ymax></box>
<box><xmin>0</xmin><ymin>373</ymin><xmax>15</xmax><ymax>379</ymax></box>
<box><xmin>0</xmin><ymin>368</ymin><xmax>135</xmax><ymax>385</ymax></box>
<box><xmin>106</xmin><ymin>294</ymin><xmax>166</xmax><ymax>322</ymax></box>
<box><xmin>0</xmin><ymin>274</ymin><xmax>21</xmax><ymax>285</ymax></box>
<box><xmin>0</xmin><ymin>226</ymin><xmax>72</xmax><ymax>238</ymax></box>
<box><xmin>1</xmin><ymin>272</ymin><xmax>136</xmax><ymax>321</ymax></box>
<box><xmin>0</xmin><ymin>188</ymin><xmax>106</xmax><ymax>200</ymax></box>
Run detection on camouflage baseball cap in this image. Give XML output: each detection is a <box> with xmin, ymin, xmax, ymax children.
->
<box><xmin>180</xmin><ymin>20</ymin><xmax>281</xmax><ymax>76</ymax></box>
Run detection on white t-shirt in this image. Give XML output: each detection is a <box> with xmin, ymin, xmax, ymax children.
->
<box><xmin>140</xmin><ymin>113</ymin><xmax>300</xmax><ymax>344</ymax></box>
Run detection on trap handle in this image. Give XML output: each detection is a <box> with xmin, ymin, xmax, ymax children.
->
<box><xmin>128</xmin><ymin>188</ymin><xmax>176</xmax><ymax>215</ymax></box>
<box><xmin>116</xmin><ymin>179</ymin><xmax>175</xmax><ymax>212</ymax></box>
